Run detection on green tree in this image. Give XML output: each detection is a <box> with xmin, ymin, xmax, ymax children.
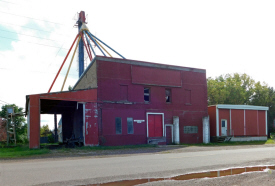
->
<box><xmin>207</xmin><ymin>73</ymin><xmax>254</xmax><ymax>105</ymax></box>
<box><xmin>207</xmin><ymin>73</ymin><xmax>275</xmax><ymax>133</ymax></box>
<box><xmin>68</xmin><ymin>85</ymin><xmax>73</xmax><ymax>91</ymax></box>
<box><xmin>0</xmin><ymin>104</ymin><xmax>27</xmax><ymax>143</ymax></box>
<box><xmin>40</xmin><ymin>124</ymin><xmax>51</xmax><ymax>137</ymax></box>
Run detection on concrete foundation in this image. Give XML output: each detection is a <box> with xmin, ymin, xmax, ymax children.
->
<box><xmin>230</xmin><ymin>136</ymin><xmax>267</xmax><ymax>142</ymax></box>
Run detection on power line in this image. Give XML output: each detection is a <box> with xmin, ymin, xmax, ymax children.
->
<box><xmin>0</xmin><ymin>10</ymin><xmax>68</xmax><ymax>26</ymax></box>
<box><xmin>0</xmin><ymin>35</ymin><xmax>69</xmax><ymax>50</ymax></box>
<box><xmin>0</xmin><ymin>99</ymin><xmax>9</xmax><ymax>104</ymax></box>
<box><xmin>0</xmin><ymin>28</ymin><xmax>61</xmax><ymax>43</ymax></box>
<box><xmin>0</xmin><ymin>21</ymin><xmax>72</xmax><ymax>37</ymax></box>
<box><xmin>0</xmin><ymin>0</ymin><xmax>16</xmax><ymax>4</ymax></box>
<box><xmin>0</xmin><ymin>67</ymin><xmax>78</xmax><ymax>76</ymax></box>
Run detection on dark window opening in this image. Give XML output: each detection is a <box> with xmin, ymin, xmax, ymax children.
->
<box><xmin>222</xmin><ymin>120</ymin><xmax>225</xmax><ymax>127</ymax></box>
<box><xmin>144</xmin><ymin>88</ymin><xmax>150</xmax><ymax>102</ymax></box>
<box><xmin>127</xmin><ymin>117</ymin><xmax>134</xmax><ymax>134</ymax></box>
<box><xmin>115</xmin><ymin>117</ymin><xmax>122</xmax><ymax>134</ymax></box>
<box><xmin>184</xmin><ymin>126</ymin><xmax>198</xmax><ymax>134</ymax></box>
<box><xmin>165</xmin><ymin>89</ymin><xmax>171</xmax><ymax>103</ymax></box>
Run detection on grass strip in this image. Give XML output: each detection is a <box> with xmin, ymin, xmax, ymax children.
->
<box><xmin>0</xmin><ymin>146</ymin><xmax>50</xmax><ymax>159</ymax></box>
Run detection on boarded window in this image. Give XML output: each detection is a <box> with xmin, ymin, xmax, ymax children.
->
<box><xmin>127</xmin><ymin>117</ymin><xmax>134</xmax><ymax>134</ymax></box>
<box><xmin>184</xmin><ymin>126</ymin><xmax>198</xmax><ymax>134</ymax></box>
<box><xmin>144</xmin><ymin>88</ymin><xmax>150</xmax><ymax>102</ymax></box>
<box><xmin>115</xmin><ymin>117</ymin><xmax>122</xmax><ymax>134</ymax></box>
<box><xmin>185</xmin><ymin>89</ymin><xmax>191</xmax><ymax>104</ymax></box>
<box><xmin>120</xmin><ymin>85</ymin><xmax>128</xmax><ymax>101</ymax></box>
<box><xmin>165</xmin><ymin>89</ymin><xmax>171</xmax><ymax>103</ymax></box>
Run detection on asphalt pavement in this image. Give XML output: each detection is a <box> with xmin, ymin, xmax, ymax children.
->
<box><xmin>1</xmin><ymin>145</ymin><xmax>275</xmax><ymax>185</ymax></box>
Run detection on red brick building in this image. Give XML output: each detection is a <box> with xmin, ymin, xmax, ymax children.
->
<box><xmin>208</xmin><ymin>105</ymin><xmax>269</xmax><ymax>141</ymax></box>
<box><xmin>26</xmin><ymin>56</ymin><xmax>208</xmax><ymax>148</ymax></box>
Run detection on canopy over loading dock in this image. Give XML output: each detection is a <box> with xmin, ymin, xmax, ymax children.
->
<box><xmin>26</xmin><ymin>89</ymin><xmax>98</xmax><ymax>148</ymax></box>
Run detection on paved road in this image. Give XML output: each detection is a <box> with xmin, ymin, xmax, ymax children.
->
<box><xmin>1</xmin><ymin>145</ymin><xmax>275</xmax><ymax>185</ymax></box>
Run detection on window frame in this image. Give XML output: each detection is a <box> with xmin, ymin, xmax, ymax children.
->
<box><xmin>165</xmin><ymin>89</ymin><xmax>171</xmax><ymax>103</ymax></box>
<box><xmin>183</xmin><ymin>126</ymin><xmax>198</xmax><ymax>134</ymax></box>
<box><xmin>115</xmin><ymin>117</ymin><xmax>122</xmax><ymax>134</ymax></box>
<box><xmin>127</xmin><ymin>117</ymin><xmax>134</xmax><ymax>134</ymax></box>
<box><xmin>144</xmin><ymin>87</ymin><xmax>150</xmax><ymax>103</ymax></box>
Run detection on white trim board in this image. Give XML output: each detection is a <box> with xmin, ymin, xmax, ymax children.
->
<box><xmin>216</xmin><ymin>104</ymin><xmax>269</xmax><ymax>111</ymax></box>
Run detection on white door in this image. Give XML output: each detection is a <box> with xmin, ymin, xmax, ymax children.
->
<box><xmin>221</xmin><ymin>119</ymin><xmax>227</xmax><ymax>136</ymax></box>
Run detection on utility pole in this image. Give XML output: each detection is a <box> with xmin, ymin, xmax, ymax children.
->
<box><xmin>77</xmin><ymin>11</ymin><xmax>86</xmax><ymax>78</ymax></box>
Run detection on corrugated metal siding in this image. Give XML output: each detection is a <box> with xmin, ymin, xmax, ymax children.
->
<box><xmin>231</xmin><ymin>109</ymin><xmax>244</xmax><ymax>136</ymax></box>
<box><xmin>245</xmin><ymin>110</ymin><xmax>258</xmax><ymax>136</ymax></box>
<box><xmin>258</xmin><ymin>110</ymin><xmax>266</xmax><ymax>136</ymax></box>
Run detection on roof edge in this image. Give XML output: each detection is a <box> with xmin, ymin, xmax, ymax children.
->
<box><xmin>96</xmin><ymin>56</ymin><xmax>206</xmax><ymax>73</ymax></box>
<box><xmin>215</xmin><ymin>104</ymin><xmax>269</xmax><ymax>111</ymax></box>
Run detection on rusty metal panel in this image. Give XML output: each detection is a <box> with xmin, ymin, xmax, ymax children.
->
<box><xmin>131</xmin><ymin>65</ymin><xmax>181</xmax><ymax>87</ymax></box>
<box><xmin>84</xmin><ymin>102</ymin><xmax>99</xmax><ymax>146</ymax></box>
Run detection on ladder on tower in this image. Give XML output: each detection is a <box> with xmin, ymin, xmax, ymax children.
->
<box><xmin>6</xmin><ymin>113</ymin><xmax>16</xmax><ymax>146</ymax></box>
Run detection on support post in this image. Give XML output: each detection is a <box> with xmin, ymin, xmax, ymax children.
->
<box><xmin>78</xmin><ymin>11</ymin><xmax>86</xmax><ymax>77</ymax></box>
<box><xmin>54</xmin><ymin>113</ymin><xmax>58</xmax><ymax>143</ymax></box>
<box><xmin>173</xmin><ymin>116</ymin><xmax>180</xmax><ymax>144</ymax></box>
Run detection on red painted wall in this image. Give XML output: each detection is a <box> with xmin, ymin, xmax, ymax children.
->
<box><xmin>208</xmin><ymin>106</ymin><xmax>216</xmax><ymax>137</ymax></box>
<box><xmin>230</xmin><ymin>109</ymin><xmax>244</xmax><ymax>136</ymax></box>
<box><xmin>166</xmin><ymin>125</ymin><xmax>172</xmax><ymax>144</ymax></box>
<box><xmin>258</xmin><ymin>110</ymin><xmax>266</xmax><ymax>136</ymax></box>
<box><xmin>96</xmin><ymin>59</ymin><xmax>208</xmax><ymax>145</ymax></box>
<box><xmin>245</xmin><ymin>110</ymin><xmax>258</xmax><ymax>136</ymax></box>
<box><xmin>131</xmin><ymin>65</ymin><xmax>182</xmax><ymax>87</ymax></box>
<box><xmin>101</xmin><ymin>108</ymin><xmax>147</xmax><ymax>146</ymax></box>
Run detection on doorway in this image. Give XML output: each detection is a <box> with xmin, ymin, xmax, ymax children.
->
<box><xmin>147</xmin><ymin>113</ymin><xmax>164</xmax><ymax>137</ymax></box>
<box><xmin>221</xmin><ymin>119</ymin><xmax>227</xmax><ymax>136</ymax></box>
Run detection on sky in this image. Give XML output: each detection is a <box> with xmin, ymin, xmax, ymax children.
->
<box><xmin>1</xmin><ymin>0</ymin><xmax>275</xmax><ymax>129</ymax></box>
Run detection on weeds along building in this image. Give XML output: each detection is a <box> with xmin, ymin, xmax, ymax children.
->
<box><xmin>26</xmin><ymin>56</ymin><xmax>208</xmax><ymax>148</ymax></box>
